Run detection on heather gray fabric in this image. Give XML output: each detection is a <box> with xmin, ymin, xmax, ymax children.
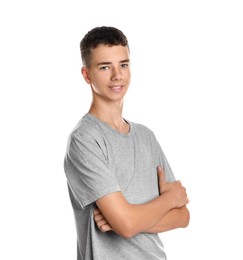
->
<box><xmin>64</xmin><ymin>113</ymin><xmax>175</xmax><ymax>260</ymax></box>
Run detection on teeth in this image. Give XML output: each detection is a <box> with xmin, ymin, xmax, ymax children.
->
<box><xmin>111</xmin><ymin>86</ymin><xmax>121</xmax><ymax>89</ymax></box>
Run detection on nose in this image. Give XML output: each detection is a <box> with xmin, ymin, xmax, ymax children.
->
<box><xmin>111</xmin><ymin>67</ymin><xmax>122</xmax><ymax>81</ymax></box>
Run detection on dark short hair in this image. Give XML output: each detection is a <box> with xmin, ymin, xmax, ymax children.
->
<box><xmin>80</xmin><ymin>26</ymin><xmax>129</xmax><ymax>67</ymax></box>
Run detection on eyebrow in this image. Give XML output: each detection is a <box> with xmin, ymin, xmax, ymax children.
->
<box><xmin>96</xmin><ymin>59</ymin><xmax>130</xmax><ymax>66</ymax></box>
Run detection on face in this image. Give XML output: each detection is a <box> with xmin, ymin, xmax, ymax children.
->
<box><xmin>82</xmin><ymin>44</ymin><xmax>131</xmax><ymax>103</ymax></box>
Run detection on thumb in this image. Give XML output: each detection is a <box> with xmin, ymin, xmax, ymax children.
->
<box><xmin>157</xmin><ymin>166</ymin><xmax>166</xmax><ymax>183</ymax></box>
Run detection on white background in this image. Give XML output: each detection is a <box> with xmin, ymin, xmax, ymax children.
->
<box><xmin>0</xmin><ymin>0</ymin><xmax>242</xmax><ymax>259</ymax></box>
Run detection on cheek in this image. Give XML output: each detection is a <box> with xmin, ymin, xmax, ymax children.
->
<box><xmin>92</xmin><ymin>76</ymin><xmax>106</xmax><ymax>86</ymax></box>
<box><xmin>125</xmin><ymin>71</ymin><xmax>131</xmax><ymax>82</ymax></box>
<box><xmin>90</xmin><ymin>77</ymin><xmax>107</xmax><ymax>93</ymax></box>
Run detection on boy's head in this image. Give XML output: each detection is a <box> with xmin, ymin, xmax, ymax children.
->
<box><xmin>80</xmin><ymin>26</ymin><xmax>129</xmax><ymax>68</ymax></box>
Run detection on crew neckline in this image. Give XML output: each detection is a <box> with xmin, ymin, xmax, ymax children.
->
<box><xmin>85</xmin><ymin>113</ymin><xmax>133</xmax><ymax>137</ymax></box>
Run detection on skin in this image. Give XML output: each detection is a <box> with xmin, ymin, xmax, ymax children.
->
<box><xmin>82</xmin><ymin>44</ymin><xmax>190</xmax><ymax>238</ymax></box>
<box><xmin>82</xmin><ymin>44</ymin><xmax>131</xmax><ymax>133</ymax></box>
<box><xmin>94</xmin><ymin>167</ymin><xmax>190</xmax><ymax>234</ymax></box>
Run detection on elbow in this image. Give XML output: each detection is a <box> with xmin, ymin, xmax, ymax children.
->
<box><xmin>114</xmin><ymin>221</ymin><xmax>138</xmax><ymax>239</ymax></box>
<box><xmin>120</xmin><ymin>231</ymin><xmax>134</xmax><ymax>239</ymax></box>
<box><xmin>181</xmin><ymin>207</ymin><xmax>190</xmax><ymax>228</ymax></box>
<box><xmin>120</xmin><ymin>231</ymin><xmax>137</xmax><ymax>239</ymax></box>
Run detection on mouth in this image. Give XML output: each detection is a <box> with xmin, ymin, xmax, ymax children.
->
<box><xmin>109</xmin><ymin>85</ymin><xmax>125</xmax><ymax>93</ymax></box>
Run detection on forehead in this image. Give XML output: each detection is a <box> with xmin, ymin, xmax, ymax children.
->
<box><xmin>90</xmin><ymin>44</ymin><xmax>130</xmax><ymax>64</ymax></box>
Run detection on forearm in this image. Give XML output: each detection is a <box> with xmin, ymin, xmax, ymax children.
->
<box><xmin>96</xmin><ymin>177</ymin><xmax>188</xmax><ymax>238</ymax></box>
<box><xmin>145</xmin><ymin>206</ymin><xmax>190</xmax><ymax>234</ymax></box>
<box><xmin>129</xmin><ymin>195</ymin><xmax>177</xmax><ymax>234</ymax></box>
<box><xmin>96</xmin><ymin>192</ymin><xmax>175</xmax><ymax>238</ymax></box>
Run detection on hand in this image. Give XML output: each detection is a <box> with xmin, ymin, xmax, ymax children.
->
<box><xmin>93</xmin><ymin>207</ymin><xmax>113</xmax><ymax>232</ymax></box>
<box><xmin>157</xmin><ymin>166</ymin><xmax>189</xmax><ymax>208</ymax></box>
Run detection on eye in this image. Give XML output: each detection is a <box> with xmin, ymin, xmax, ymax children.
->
<box><xmin>121</xmin><ymin>63</ymin><xmax>130</xmax><ymax>68</ymax></box>
<box><xmin>99</xmin><ymin>66</ymin><xmax>110</xmax><ymax>71</ymax></box>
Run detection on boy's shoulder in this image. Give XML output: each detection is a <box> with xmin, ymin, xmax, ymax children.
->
<box><xmin>68</xmin><ymin>114</ymin><xmax>156</xmax><ymax>141</ymax></box>
<box><xmin>68</xmin><ymin>113</ymin><xmax>102</xmax><ymax>141</ymax></box>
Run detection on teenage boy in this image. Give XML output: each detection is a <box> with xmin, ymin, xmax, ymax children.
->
<box><xmin>64</xmin><ymin>26</ymin><xmax>190</xmax><ymax>260</ymax></box>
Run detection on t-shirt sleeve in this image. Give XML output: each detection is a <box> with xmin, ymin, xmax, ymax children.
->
<box><xmin>64</xmin><ymin>133</ymin><xmax>121</xmax><ymax>208</ymax></box>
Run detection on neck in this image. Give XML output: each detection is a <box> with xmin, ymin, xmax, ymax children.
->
<box><xmin>88</xmin><ymin>98</ymin><xmax>129</xmax><ymax>134</ymax></box>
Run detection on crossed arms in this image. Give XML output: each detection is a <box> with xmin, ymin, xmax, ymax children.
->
<box><xmin>94</xmin><ymin>167</ymin><xmax>190</xmax><ymax>238</ymax></box>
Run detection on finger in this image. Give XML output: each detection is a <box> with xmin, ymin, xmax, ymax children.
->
<box><xmin>97</xmin><ymin>218</ymin><xmax>107</xmax><ymax>227</ymax></box>
<box><xmin>94</xmin><ymin>213</ymin><xmax>104</xmax><ymax>222</ymax></box>
<box><xmin>96</xmin><ymin>218</ymin><xmax>112</xmax><ymax>232</ymax></box>
<box><xmin>93</xmin><ymin>207</ymin><xmax>101</xmax><ymax>216</ymax></box>
<box><xmin>157</xmin><ymin>166</ymin><xmax>165</xmax><ymax>183</ymax></box>
<box><xmin>100</xmin><ymin>224</ymin><xmax>112</xmax><ymax>232</ymax></box>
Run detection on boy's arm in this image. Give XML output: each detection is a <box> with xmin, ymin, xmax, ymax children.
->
<box><xmin>144</xmin><ymin>206</ymin><xmax>190</xmax><ymax>233</ymax></box>
<box><xmin>95</xmin><ymin>168</ymin><xmax>189</xmax><ymax>238</ymax></box>
<box><xmin>94</xmin><ymin>167</ymin><xmax>190</xmax><ymax>236</ymax></box>
<box><xmin>94</xmin><ymin>205</ymin><xmax>189</xmax><ymax>234</ymax></box>
<box><xmin>145</xmin><ymin>167</ymin><xmax>190</xmax><ymax>233</ymax></box>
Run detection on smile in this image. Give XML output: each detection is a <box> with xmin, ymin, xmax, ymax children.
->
<box><xmin>109</xmin><ymin>85</ymin><xmax>124</xmax><ymax>92</ymax></box>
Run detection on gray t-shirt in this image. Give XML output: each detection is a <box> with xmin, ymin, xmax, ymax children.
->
<box><xmin>64</xmin><ymin>113</ymin><xmax>175</xmax><ymax>260</ymax></box>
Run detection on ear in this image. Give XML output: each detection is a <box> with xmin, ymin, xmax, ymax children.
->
<box><xmin>81</xmin><ymin>67</ymin><xmax>91</xmax><ymax>84</ymax></box>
